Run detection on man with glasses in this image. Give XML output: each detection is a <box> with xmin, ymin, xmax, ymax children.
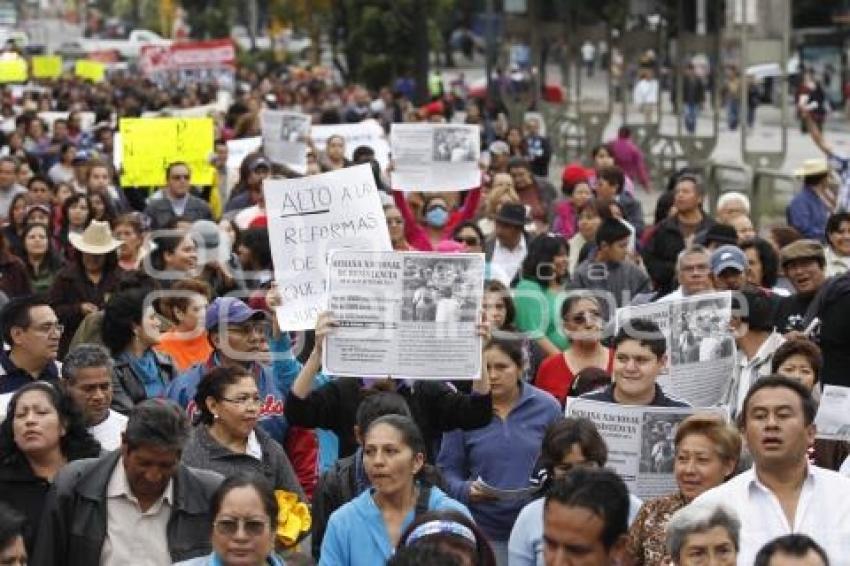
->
<box><xmin>0</xmin><ymin>296</ymin><xmax>62</xmax><ymax>413</ymax></box>
<box><xmin>32</xmin><ymin>400</ymin><xmax>223</xmax><ymax>566</ymax></box>
<box><xmin>658</xmin><ymin>245</ymin><xmax>715</xmax><ymax>302</ymax></box>
<box><xmin>144</xmin><ymin>161</ymin><xmax>213</xmax><ymax>230</ymax></box>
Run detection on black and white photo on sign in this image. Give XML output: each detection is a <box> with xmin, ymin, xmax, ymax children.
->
<box><xmin>669</xmin><ymin>297</ymin><xmax>734</xmax><ymax>365</ymax></box>
<box><xmin>432</xmin><ymin>127</ymin><xmax>477</xmax><ymax>162</ymax></box>
<box><xmin>279</xmin><ymin>115</ymin><xmax>308</xmax><ymax>142</ymax></box>
<box><xmin>639</xmin><ymin>413</ymin><xmax>689</xmax><ymax>474</ymax></box>
<box><xmin>401</xmin><ymin>255</ymin><xmax>479</xmax><ymax>323</ymax></box>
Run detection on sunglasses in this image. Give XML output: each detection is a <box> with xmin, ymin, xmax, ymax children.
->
<box><xmin>566</xmin><ymin>311</ymin><xmax>602</xmax><ymax>325</ymax></box>
<box><xmin>214</xmin><ymin>517</ymin><xmax>269</xmax><ymax>537</ymax></box>
<box><xmin>454</xmin><ymin>236</ymin><xmax>480</xmax><ymax>246</ymax></box>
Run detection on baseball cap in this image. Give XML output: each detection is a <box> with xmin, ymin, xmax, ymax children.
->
<box><xmin>488</xmin><ymin>140</ymin><xmax>510</xmax><ymax>156</ymax></box>
<box><xmin>710</xmin><ymin>245</ymin><xmax>747</xmax><ymax>275</ymax></box>
<box><xmin>205</xmin><ymin>297</ymin><xmax>266</xmax><ymax>330</ymax></box>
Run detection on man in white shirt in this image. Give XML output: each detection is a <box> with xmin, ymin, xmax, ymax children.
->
<box><xmin>62</xmin><ymin>344</ymin><xmax>127</xmax><ymax>450</ymax></box>
<box><xmin>694</xmin><ymin>376</ymin><xmax>850</xmax><ymax>565</ymax></box>
<box><xmin>486</xmin><ymin>202</ymin><xmax>528</xmax><ymax>287</ymax></box>
<box><xmin>658</xmin><ymin>245</ymin><xmax>715</xmax><ymax>302</ymax></box>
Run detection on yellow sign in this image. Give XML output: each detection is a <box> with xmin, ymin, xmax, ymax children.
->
<box><xmin>74</xmin><ymin>59</ymin><xmax>104</xmax><ymax>82</ymax></box>
<box><xmin>0</xmin><ymin>59</ymin><xmax>27</xmax><ymax>83</ymax></box>
<box><xmin>32</xmin><ymin>55</ymin><xmax>62</xmax><ymax>79</ymax></box>
<box><xmin>119</xmin><ymin>118</ymin><xmax>215</xmax><ymax>187</ymax></box>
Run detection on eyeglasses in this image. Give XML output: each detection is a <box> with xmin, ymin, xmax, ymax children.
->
<box><xmin>220</xmin><ymin>395</ymin><xmax>262</xmax><ymax>407</ymax></box>
<box><xmin>565</xmin><ymin>311</ymin><xmax>602</xmax><ymax>325</ymax></box>
<box><xmin>170</xmin><ymin>174</ymin><xmax>190</xmax><ymax>181</ymax></box>
<box><xmin>454</xmin><ymin>236</ymin><xmax>481</xmax><ymax>246</ymax></box>
<box><xmin>214</xmin><ymin>517</ymin><xmax>269</xmax><ymax>537</ymax></box>
<box><xmin>227</xmin><ymin>321</ymin><xmax>271</xmax><ymax>336</ymax></box>
<box><xmin>30</xmin><ymin>322</ymin><xmax>64</xmax><ymax>335</ymax></box>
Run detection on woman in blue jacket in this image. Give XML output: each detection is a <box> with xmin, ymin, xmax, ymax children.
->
<box><xmin>320</xmin><ymin>415</ymin><xmax>470</xmax><ymax>566</ymax></box>
<box><xmin>437</xmin><ymin>337</ymin><xmax>562</xmax><ymax>565</ymax></box>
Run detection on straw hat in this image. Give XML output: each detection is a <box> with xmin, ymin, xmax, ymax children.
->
<box><xmin>793</xmin><ymin>158</ymin><xmax>829</xmax><ymax>178</ymax></box>
<box><xmin>69</xmin><ymin>220</ymin><xmax>122</xmax><ymax>254</ymax></box>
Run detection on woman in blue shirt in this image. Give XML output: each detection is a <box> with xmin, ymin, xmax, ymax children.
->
<box><xmin>320</xmin><ymin>415</ymin><xmax>470</xmax><ymax>566</ymax></box>
<box><xmin>438</xmin><ymin>338</ymin><xmax>562</xmax><ymax>565</ymax></box>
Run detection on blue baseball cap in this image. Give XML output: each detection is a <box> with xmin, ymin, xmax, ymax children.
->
<box><xmin>205</xmin><ymin>297</ymin><xmax>265</xmax><ymax>331</ymax></box>
<box><xmin>710</xmin><ymin>245</ymin><xmax>747</xmax><ymax>275</ymax></box>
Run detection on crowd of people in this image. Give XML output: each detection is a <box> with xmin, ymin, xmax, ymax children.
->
<box><xmin>0</xmin><ymin>51</ymin><xmax>847</xmax><ymax>566</ymax></box>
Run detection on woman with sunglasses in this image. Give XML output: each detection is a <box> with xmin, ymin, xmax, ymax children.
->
<box><xmin>181</xmin><ymin>366</ymin><xmax>304</xmax><ymax>500</ymax></box>
<box><xmin>534</xmin><ymin>294</ymin><xmax>613</xmax><ymax>407</ymax></box>
<box><xmin>451</xmin><ymin>221</ymin><xmax>485</xmax><ymax>254</ymax></box>
<box><xmin>384</xmin><ymin>204</ymin><xmax>413</xmax><ymax>251</ymax></box>
<box><xmin>174</xmin><ymin>476</ymin><xmax>286</xmax><ymax>566</ymax></box>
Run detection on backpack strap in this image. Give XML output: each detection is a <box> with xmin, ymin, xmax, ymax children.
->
<box><xmin>414</xmin><ymin>484</ymin><xmax>431</xmax><ymax>518</ymax></box>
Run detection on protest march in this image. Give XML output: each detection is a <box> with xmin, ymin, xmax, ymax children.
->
<box><xmin>0</xmin><ymin>9</ymin><xmax>849</xmax><ymax>566</ymax></box>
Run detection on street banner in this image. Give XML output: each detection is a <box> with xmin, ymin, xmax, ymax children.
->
<box><xmin>118</xmin><ymin>117</ymin><xmax>215</xmax><ymax>187</ymax></box>
<box><xmin>324</xmin><ymin>250</ymin><xmax>485</xmax><ymax>380</ymax></box>
<box><xmin>31</xmin><ymin>55</ymin><xmax>61</xmax><ymax>79</ymax></box>
<box><xmin>567</xmin><ymin>399</ymin><xmax>726</xmax><ymax>498</ymax></box>
<box><xmin>139</xmin><ymin>38</ymin><xmax>236</xmax><ymax>91</ymax></box>
<box><xmin>390</xmin><ymin>123</ymin><xmax>480</xmax><ymax>191</ymax></box>
<box><xmin>615</xmin><ymin>291</ymin><xmax>736</xmax><ymax>408</ymax></box>
<box><xmin>260</xmin><ymin>109</ymin><xmax>311</xmax><ymax>173</ymax></box>
<box><xmin>311</xmin><ymin>119</ymin><xmax>390</xmax><ymax>170</ymax></box>
<box><xmin>264</xmin><ymin>164</ymin><xmax>391</xmax><ymax>330</ymax></box>
<box><xmin>815</xmin><ymin>385</ymin><xmax>850</xmax><ymax>441</ymax></box>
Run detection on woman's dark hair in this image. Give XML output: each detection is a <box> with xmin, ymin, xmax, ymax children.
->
<box><xmin>739</xmin><ymin>237</ymin><xmax>779</xmax><ymax>288</ymax></box>
<box><xmin>88</xmin><ymin>191</ymin><xmax>117</xmax><ymax>223</ymax></box>
<box><xmin>653</xmin><ymin>190</ymin><xmax>676</xmax><ymax>225</ymax></box>
<box><xmin>0</xmin><ymin>382</ymin><xmax>101</xmax><ymax>467</ymax></box>
<box><xmin>0</xmin><ymin>502</ymin><xmax>24</xmax><ymax>550</ymax></box>
<box><xmin>365</xmin><ymin>415</ymin><xmax>427</xmax><ymax>458</ymax></box>
<box><xmin>22</xmin><ymin>222</ymin><xmax>62</xmax><ymax>273</ymax></box>
<box><xmin>596</xmin><ymin>165</ymin><xmax>626</xmax><ymax>194</ymax></box>
<box><xmin>826</xmin><ymin>211</ymin><xmax>850</xmax><ymax>243</ymax></box>
<box><xmin>399</xmin><ymin>510</ymin><xmax>497</xmax><ymax>566</ymax></box>
<box><xmin>194</xmin><ymin>366</ymin><xmax>254</xmax><ymax>426</ymax></box>
<box><xmin>240</xmin><ymin>227</ymin><xmax>272</xmax><ymax>270</ymax></box>
<box><xmin>388</xmin><ymin>545</ymin><xmax>462</xmax><ymax>566</ymax></box>
<box><xmin>27</xmin><ymin>174</ymin><xmax>52</xmax><ymax>193</ymax></box>
<box><xmin>591</xmin><ymin>143</ymin><xmax>612</xmax><ymax>160</ymax></box>
<box><xmin>539</xmin><ymin>418</ymin><xmax>608</xmax><ymax>478</ymax></box>
<box><xmin>483</xmin><ymin>279</ymin><xmax>516</xmax><ymax>329</ymax></box>
<box><xmin>101</xmin><ymin>288</ymin><xmax>151</xmax><ymax>356</ymax></box>
<box><xmin>768</xmin><ymin>224</ymin><xmax>802</xmax><ymax>250</ymax></box>
<box><xmin>149</xmin><ymin>232</ymin><xmax>190</xmax><ymax>272</ymax></box>
<box><xmin>570</xmin><ymin>367</ymin><xmax>612</xmax><ymax>397</ymax></box>
<box><xmin>219</xmin><ymin>217</ymin><xmax>242</xmax><ymax>253</ymax></box>
<box><xmin>770</xmin><ymin>337</ymin><xmax>823</xmax><ymax>381</ymax></box>
<box><xmin>483</xmin><ymin>336</ymin><xmax>524</xmax><ymax>370</ymax></box>
<box><xmin>60</xmin><ymin>193</ymin><xmax>91</xmax><ymax>235</ymax></box>
<box><xmin>210</xmin><ymin>475</ymin><xmax>279</xmax><ymax>529</ymax></box>
<box><xmin>355</xmin><ymin>391</ymin><xmax>412</xmax><ymax>433</ymax></box>
<box><xmin>451</xmin><ymin>221</ymin><xmax>484</xmax><ymax>246</ymax></box>
<box><xmin>6</xmin><ymin>192</ymin><xmax>27</xmax><ymax>229</ymax></box>
<box><xmin>521</xmin><ymin>233</ymin><xmax>569</xmax><ymax>286</ymax></box>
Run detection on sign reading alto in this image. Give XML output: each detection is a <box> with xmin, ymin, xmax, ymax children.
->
<box><xmin>264</xmin><ymin>164</ymin><xmax>392</xmax><ymax>330</ymax></box>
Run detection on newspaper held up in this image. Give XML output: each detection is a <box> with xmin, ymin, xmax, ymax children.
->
<box><xmin>264</xmin><ymin>164</ymin><xmax>391</xmax><ymax>331</ymax></box>
<box><xmin>324</xmin><ymin>251</ymin><xmax>485</xmax><ymax>380</ymax></box>
<box><xmin>616</xmin><ymin>291</ymin><xmax>736</xmax><ymax>408</ymax></box>
<box><xmin>261</xmin><ymin>110</ymin><xmax>311</xmax><ymax>173</ymax></box>
<box><xmin>815</xmin><ymin>385</ymin><xmax>850</xmax><ymax>441</ymax></box>
<box><xmin>567</xmin><ymin>398</ymin><xmax>727</xmax><ymax>498</ymax></box>
<box><xmin>390</xmin><ymin>123</ymin><xmax>481</xmax><ymax>192</ymax></box>
<box><xmin>311</xmin><ymin>119</ymin><xmax>390</xmax><ymax>170</ymax></box>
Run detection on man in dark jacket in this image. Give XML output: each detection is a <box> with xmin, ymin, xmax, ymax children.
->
<box><xmin>143</xmin><ymin>161</ymin><xmax>213</xmax><ymax>230</ymax></box>
<box><xmin>32</xmin><ymin>400</ymin><xmax>222</xmax><ymax>566</ymax></box>
<box><xmin>642</xmin><ymin>175</ymin><xmax>716</xmax><ymax>296</ymax></box>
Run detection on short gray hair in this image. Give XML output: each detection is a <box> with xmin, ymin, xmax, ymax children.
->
<box><xmin>666</xmin><ymin>502</ymin><xmax>741</xmax><ymax>561</ymax></box>
<box><xmin>716</xmin><ymin>191</ymin><xmax>751</xmax><ymax>215</ymax></box>
<box><xmin>676</xmin><ymin>244</ymin><xmax>710</xmax><ymax>272</ymax></box>
<box><xmin>63</xmin><ymin>344</ymin><xmax>114</xmax><ymax>381</ymax></box>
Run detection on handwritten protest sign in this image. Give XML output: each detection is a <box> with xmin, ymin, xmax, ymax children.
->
<box><xmin>264</xmin><ymin>164</ymin><xmax>391</xmax><ymax>330</ymax></box>
<box><xmin>119</xmin><ymin>118</ymin><xmax>214</xmax><ymax>187</ymax></box>
<box><xmin>311</xmin><ymin>119</ymin><xmax>390</xmax><ymax>170</ymax></box>
<box><xmin>567</xmin><ymin>399</ymin><xmax>726</xmax><ymax>498</ymax></box>
<box><xmin>390</xmin><ymin>123</ymin><xmax>481</xmax><ymax>191</ymax></box>
<box><xmin>261</xmin><ymin>110</ymin><xmax>310</xmax><ymax>173</ymax></box>
<box><xmin>75</xmin><ymin>59</ymin><xmax>105</xmax><ymax>82</ymax></box>
<box><xmin>32</xmin><ymin>55</ymin><xmax>62</xmax><ymax>79</ymax></box>
<box><xmin>324</xmin><ymin>250</ymin><xmax>484</xmax><ymax>379</ymax></box>
<box><xmin>0</xmin><ymin>59</ymin><xmax>26</xmax><ymax>83</ymax></box>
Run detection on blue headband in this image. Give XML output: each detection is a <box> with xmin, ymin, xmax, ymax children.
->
<box><xmin>405</xmin><ymin>520</ymin><xmax>477</xmax><ymax>546</ymax></box>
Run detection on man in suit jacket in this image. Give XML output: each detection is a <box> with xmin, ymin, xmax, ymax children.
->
<box><xmin>144</xmin><ymin>161</ymin><xmax>213</xmax><ymax>230</ymax></box>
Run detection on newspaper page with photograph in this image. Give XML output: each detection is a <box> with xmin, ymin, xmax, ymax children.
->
<box><xmin>261</xmin><ymin>109</ymin><xmax>311</xmax><ymax>173</ymax></box>
<box><xmin>815</xmin><ymin>385</ymin><xmax>850</xmax><ymax>441</ymax></box>
<box><xmin>311</xmin><ymin>119</ymin><xmax>390</xmax><ymax>169</ymax></box>
<box><xmin>323</xmin><ymin>250</ymin><xmax>485</xmax><ymax>380</ymax></box>
<box><xmin>616</xmin><ymin>291</ymin><xmax>735</xmax><ymax>407</ymax></box>
<box><xmin>567</xmin><ymin>398</ymin><xmax>726</xmax><ymax>498</ymax></box>
<box><xmin>390</xmin><ymin>123</ymin><xmax>481</xmax><ymax>192</ymax></box>
<box><xmin>264</xmin><ymin>164</ymin><xmax>391</xmax><ymax>330</ymax></box>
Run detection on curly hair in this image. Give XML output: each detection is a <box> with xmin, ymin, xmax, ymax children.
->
<box><xmin>0</xmin><ymin>382</ymin><xmax>101</xmax><ymax>467</ymax></box>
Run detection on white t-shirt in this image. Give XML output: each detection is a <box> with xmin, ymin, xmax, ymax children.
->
<box><xmin>89</xmin><ymin>409</ymin><xmax>128</xmax><ymax>451</ymax></box>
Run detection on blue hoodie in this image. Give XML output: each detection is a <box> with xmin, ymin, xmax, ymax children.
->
<box><xmin>319</xmin><ymin>486</ymin><xmax>470</xmax><ymax>566</ymax></box>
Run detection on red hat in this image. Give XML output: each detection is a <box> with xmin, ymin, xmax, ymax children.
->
<box><xmin>248</xmin><ymin>215</ymin><xmax>268</xmax><ymax>229</ymax></box>
<box><xmin>561</xmin><ymin>163</ymin><xmax>591</xmax><ymax>186</ymax></box>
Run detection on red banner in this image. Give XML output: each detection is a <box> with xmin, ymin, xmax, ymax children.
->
<box><xmin>139</xmin><ymin>38</ymin><xmax>235</xmax><ymax>76</ymax></box>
